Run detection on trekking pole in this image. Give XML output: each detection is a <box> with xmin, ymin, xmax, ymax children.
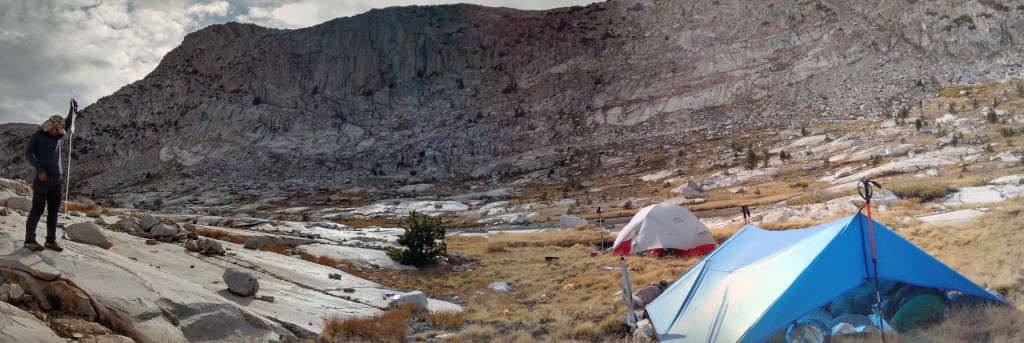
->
<box><xmin>596</xmin><ymin>207</ymin><xmax>604</xmax><ymax>251</ymax></box>
<box><xmin>858</xmin><ymin>179</ymin><xmax>886</xmax><ymax>343</ymax></box>
<box><xmin>63</xmin><ymin>98</ymin><xmax>77</xmax><ymax>216</ymax></box>
<box><xmin>741</xmin><ymin>205</ymin><xmax>751</xmax><ymax>224</ymax></box>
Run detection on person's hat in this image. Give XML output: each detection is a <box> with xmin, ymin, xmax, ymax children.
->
<box><xmin>41</xmin><ymin>115</ymin><xmax>65</xmax><ymax>135</ymax></box>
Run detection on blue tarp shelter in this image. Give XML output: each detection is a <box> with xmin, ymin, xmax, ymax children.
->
<box><xmin>646</xmin><ymin>213</ymin><xmax>1005</xmax><ymax>342</ymax></box>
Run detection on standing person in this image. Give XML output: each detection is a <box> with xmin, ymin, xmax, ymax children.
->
<box><xmin>23</xmin><ymin>99</ymin><xmax>77</xmax><ymax>252</ymax></box>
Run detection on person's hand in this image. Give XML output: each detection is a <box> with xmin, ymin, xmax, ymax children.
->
<box><xmin>38</xmin><ymin>172</ymin><xmax>47</xmax><ymax>183</ymax></box>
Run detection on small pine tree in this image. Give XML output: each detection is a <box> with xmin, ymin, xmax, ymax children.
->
<box><xmin>986</xmin><ymin>108</ymin><xmax>998</xmax><ymax>124</ymax></box>
<box><xmin>898</xmin><ymin>106</ymin><xmax>910</xmax><ymax>119</ymax></box>
<box><xmin>387</xmin><ymin>211</ymin><xmax>447</xmax><ymax>267</ymax></box>
<box><xmin>800</xmin><ymin>127</ymin><xmax>808</xmax><ymax>136</ymax></box>
<box><xmin>948</xmin><ymin>102</ymin><xmax>957</xmax><ymax>114</ymax></box>
<box><xmin>985</xmin><ymin>143</ymin><xmax>994</xmax><ymax>153</ymax></box>
<box><xmin>1000</xmin><ymin>126</ymin><xmax>1015</xmax><ymax>137</ymax></box>
<box><xmin>745</xmin><ymin>148</ymin><xmax>759</xmax><ymax>170</ymax></box>
<box><xmin>1017</xmin><ymin>83</ymin><xmax>1024</xmax><ymax>97</ymax></box>
<box><xmin>779</xmin><ymin>150</ymin><xmax>790</xmax><ymax>163</ymax></box>
<box><xmin>915</xmin><ymin>118</ymin><xmax>923</xmax><ymax>131</ymax></box>
<box><xmin>623</xmin><ymin>200</ymin><xmax>633</xmax><ymax>210</ymax></box>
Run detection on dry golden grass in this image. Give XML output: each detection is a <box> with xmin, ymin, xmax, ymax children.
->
<box><xmin>63</xmin><ymin>201</ymin><xmax>98</xmax><ymax>213</ymax></box>
<box><xmin>322</xmin><ymin>304</ymin><xmax>414</xmax><ymax>343</ymax></box>
<box><xmin>337</xmin><ymin>216</ymin><xmax>402</xmax><ymax>228</ymax></box>
<box><xmin>360</xmin><ymin>230</ymin><xmax>700</xmax><ymax>342</ymax></box>
<box><xmin>789</xmin><ymin>189</ymin><xmax>857</xmax><ymax>206</ymax></box>
<box><xmin>257</xmin><ymin>244</ymin><xmax>290</xmax><ymax>255</ymax></box>
<box><xmin>462</xmin><ymin>324</ymin><xmax>495</xmax><ymax>341</ymax></box>
<box><xmin>425</xmin><ymin>311</ymin><xmax>466</xmax><ymax>329</ymax></box>
<box><xmin>484</xmin><ymin>241</ymin><xmax>507</xmax><ymax>253</ymax></box>
<box><xmin>297</xmin><ymin>252</ymin><xmax>368</xmax><ymax>279</ymax></box>
<box><xmin>194</xmin><ymin>228</ymin><xmax>248</xmax><ymax>244</ymax></box>
<box><xmin>487</xmin><ymin>227</ymin><xmax>613</xmax><ymax>249</ymax></box>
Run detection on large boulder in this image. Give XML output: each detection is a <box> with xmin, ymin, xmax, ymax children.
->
<box><xmin>150</xmin><ymin>224</ymin><xmax>179</xmax><ymax>238</ymax></box>
<box><xmin>6</xmin><ymin>196</ymin><xmax>32</xmax><ymax>212</ymax></box>
<box><xmin>198</xmin><ymin>238</ymin><xmax>226</xmax><ymax>255</ymax></box>
<box><xmin>632</xmin><ymin>318</ymin><xmax>656</xmax><ymax>343</ymax></box>
<box><xmin>243</xmin><ymin>236</ymin><xmax>283</xmax><ymax>250</ymax></box>
<box><xmin>388</xmin><ymin>290</ymin><xmax>428</xmax><ymax>311</ymax></box>
<box><xmin>184</xmin><ymin>239</ymin><xmax>200</xmax><ymax>252</ymax></box>
<box><xmin>671</xmin><ymin>180</ymin><xmax>709</xmax><ymax>198</ymax></box>
<box><xmin>118</xmin><ymin>219</ymin><xmax>143</xmax><ymax>233</ymax></box>
<box><xmin>0</xmin><ymin>301</ymin><xmax>65</xmax><ymax>342</ymax></box>
<box><xmin>222</xmin><ymin>268</ymin><xmax>259</xmax><ymax>296</ymax></box>
<box><xmin>633</xmin><ymin>285</ymin><xmax>663</xmax><ymax>307</ymax></box>
<box><xmin>559</xmin><ymin>215</ymin><xmax>589</xmax><ymax>229</ymax></box>
<box><xmin>488</xmin><ymin>282</ymin><xmax>514</xmax><ymax>292</ymax></box>
<box><xmin>139</xmin><ymin>214</ymin><xmax>160</xmax><ymax>230</ymax></box>
<box><xmin>65</xmin><ymin>222</ymin><xmax>114</xmax><ymax>249</ymax></box>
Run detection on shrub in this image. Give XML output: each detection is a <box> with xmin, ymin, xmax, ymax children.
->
<box><xmin>387</xmin><ymin>211</ymin><xmax>447</xmax><ymax>266</ymax></box>
<box><xmin>987</xmin><ymin>108</ymin><xmax>998</xmax><ymax>124</ymax></box>
<box><xmin>888</xmin><ymin>182</ymin><xmax>952</xmax><ymax>202</ymax></box>
<box><xmin>623</xmin><ymin>200</ymin><xmax>633</xmax><ymax>210</ymax></box>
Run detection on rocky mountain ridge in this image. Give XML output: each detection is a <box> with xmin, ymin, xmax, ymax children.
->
<box><xmin>2</xmin><ymin>0</ymin><xmax>1024</xmax><ymax>202</ymax></box>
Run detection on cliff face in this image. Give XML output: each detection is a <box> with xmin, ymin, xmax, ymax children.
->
<box><xmin>3</xmin><ymin>0</ymin><xmax>1024</xmax><ymax>194</ymax></box>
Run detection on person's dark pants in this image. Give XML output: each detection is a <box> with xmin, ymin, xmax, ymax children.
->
<box><xmin>25</xmin><ymin>175</ymin><xmax>62</xmax><ymax>244</ymax></box>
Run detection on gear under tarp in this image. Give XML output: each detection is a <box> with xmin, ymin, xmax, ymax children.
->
<box><xmin>646</xmin><ymin>213</ymin><xmax>1005</xmax><ymax>342</ymax></box>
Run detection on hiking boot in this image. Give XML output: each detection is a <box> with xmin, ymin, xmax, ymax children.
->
<box><xmin>44</xmin><ymin>242</ymin><xmax>64</xmax><ymax>252</ymax></box>
<box><xmin>23</xmin><ymin>242</ymin><xmax>43</xmax><ymax>252</ymax></box>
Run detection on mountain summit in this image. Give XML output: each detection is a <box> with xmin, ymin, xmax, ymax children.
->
<box><xmin>2</xmin><ymin>0</ymin><xmax>1023</xmax><ymax>197</ymax></box>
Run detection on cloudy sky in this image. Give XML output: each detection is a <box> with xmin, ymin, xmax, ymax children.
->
<box><xmin>0</xmin><ymin>0</ymin><xmax>599</xmax><ymax>125</ymax></box>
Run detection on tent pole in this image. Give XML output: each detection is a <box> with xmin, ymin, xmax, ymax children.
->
<box><xmin>860</xmin><ymin>179</ymin><xmax>886</xmax><ymax>343</ymax></box>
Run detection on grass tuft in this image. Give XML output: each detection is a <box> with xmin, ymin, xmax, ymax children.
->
<box><xmin>463</xmin><ymin>324</ymin><xmax>495</xmax><ymax>341</ymax></box>
<box><xmin>64</xmin><ymin>202</ymin><xmax>98</xmax><ymax>213</ymax></box>
<box><xmin>257</xmin><ymin>244</ymin><xmax>290</xmax><ymax>255</ymax></box>
<box><xmin>485</xmin><ymin>241</ymin><xmax>507</xmax><ymax>253</ymax></box>
<box><xmin>888</xmin><ymin>182</ymin><xmax>952</xmax><ymax>202</ymax></box>
<box><xmin>425</xmin><ymin>310</ymin><xmax>466</xmax><ymax>329</ymax></box>
<box><xmin>194</xmin><ymin>228</ymin><xmax>248</xmax><ymax>244</ymax></box>
<box><xmin>321</xmin><ymin>304</ymin><xmax>414</xmax><ymax>342</ymax></box>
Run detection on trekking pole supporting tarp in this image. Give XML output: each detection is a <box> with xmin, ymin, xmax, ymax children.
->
<box><xmin>858</xmin><ymin>179</ymin><xmax>886</xmax><ymax>343</ymax></box>
<box><xmin>619</xmin><ymin>256</ymin><xmax>636</xmax><ymax>328</ymax></box>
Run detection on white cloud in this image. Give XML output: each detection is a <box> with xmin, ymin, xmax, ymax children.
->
<box><xmin>187</xmin><ymin>0</ymin><xmax>230</xmax><ymax>16</ymax></box>
<box><xmin>234</xmin><ymin>0</ymin><xmax>599</xmax><ymax>29</ymax></box>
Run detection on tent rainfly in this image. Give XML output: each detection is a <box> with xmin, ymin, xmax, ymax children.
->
<box><xmin>646</xmin><ymin>213</ymin><xmax>1006</xmax><ymax>342</ymax></box>
<box><xmin>611</xmin><ymin>203</ymin><xmax>716</xmax><ymax>256</ymax></box>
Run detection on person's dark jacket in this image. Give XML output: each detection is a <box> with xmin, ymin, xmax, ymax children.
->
<box><xmin>25</xmin><ymin>112</ymin><xmax>73</xmax><ymax>178</ymax></box>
